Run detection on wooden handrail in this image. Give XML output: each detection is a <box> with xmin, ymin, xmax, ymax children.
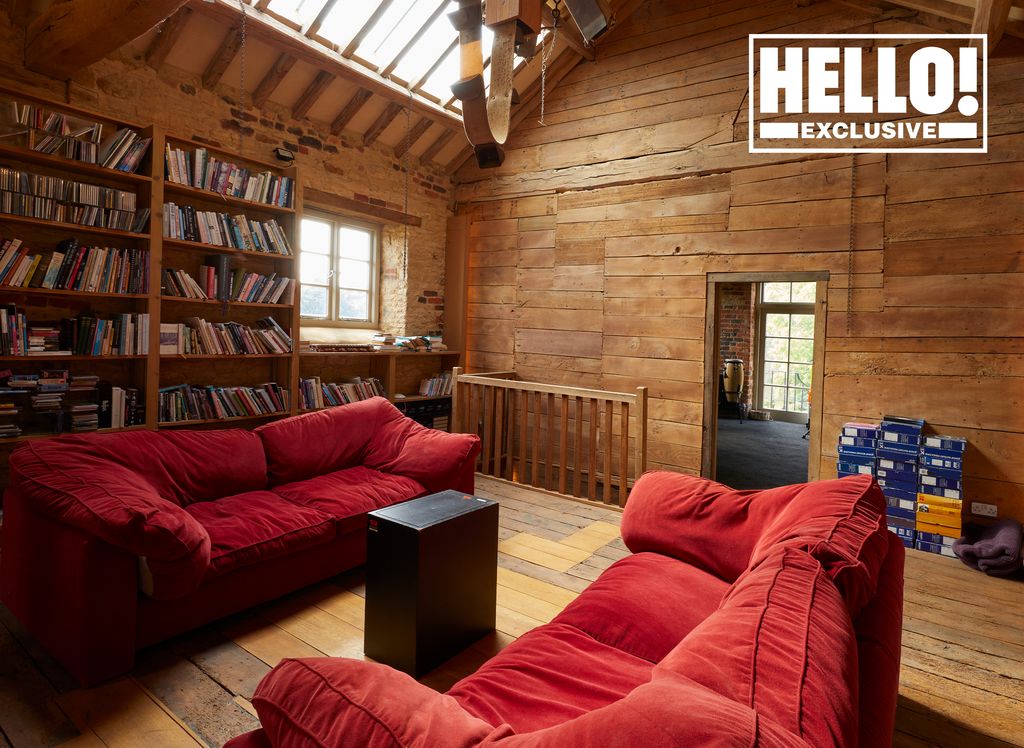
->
<box><xmin>452</xmin><ymin>368</ymin><xmax>648</xmax><ymax>507</ymax></box>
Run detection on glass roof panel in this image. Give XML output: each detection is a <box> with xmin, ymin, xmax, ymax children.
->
<box><xmin>392</xmin><ymin>6</ymin><xmax>458</xmax><ymax>83</ymax></box>
<box><xmin>266</xmin><ymin>0</ymin><xmax>324</xmax><ymax>27</ymax></box>
<box><xmin>317</xmin><ymin>0</ymin><xmax>379</xmax><ymax>48</ymax></box>
<box><xmin>355</xmin><ymin>0</ymin><xmax>443</xmax><ymax>68</ymax></box>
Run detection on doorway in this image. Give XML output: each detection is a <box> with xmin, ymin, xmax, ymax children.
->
<box><xmin>702</xmin><ymin>272</ymin><xmax>828</xmax><ymax>489</ymax></box>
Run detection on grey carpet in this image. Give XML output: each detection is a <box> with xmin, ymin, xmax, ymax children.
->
<box><xmin>715</xmin><ymin>417</ymin><xmax>809</xmax><ymax>489</ymax></box>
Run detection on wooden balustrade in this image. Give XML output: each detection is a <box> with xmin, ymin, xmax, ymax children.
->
<box><xmin>451</xmin><ymin>368</ymin><xmax>648</xmax><ymax>506</ymax></box>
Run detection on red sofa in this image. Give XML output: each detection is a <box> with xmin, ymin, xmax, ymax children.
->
<box><xmin>0</xmin><ymin>397</ymin><xmax>480</xmax><ymax>686</ymax></box>
<box><xmin>226</xmin><ymin>472</ymin><xmax>904</xmax><ymax>748</ymax></box>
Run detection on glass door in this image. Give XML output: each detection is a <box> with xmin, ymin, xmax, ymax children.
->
<box><xmin>757</xmin><ymin>282</ymin><xmax>816</xmax><ymax>423</ymax></box>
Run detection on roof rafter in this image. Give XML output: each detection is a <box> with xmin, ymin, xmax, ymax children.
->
<box><xmin>292</xmin><ymin>70</ymin><xmax>335</xmax><ymax>119</ymax></box>
<box><xmin>364</xmin><ymin>101</ymin><xmax>405</xmax><ymax>146</ymax></box>
<box><xmin>251</xmin><ymin>53</ymin><xmax>297</xmax><ymax>107</ymax></box>
<box><xmin>331</xmin><ymin>87</ymin><xmax>374</xmax><ymax>134</ymax></box>
<box><xmin>394</xmin><ymin>116</ymin><xmax>435</xmax><ymax>158</ymax></box>
<box><xmin>146</xmin><ymin>6</ymin><xmax>193</xmax><ymax>70</ymax></box>
<box><xmin>202</xmin><ymin>27</ymin><xmax>242</xmax><ymax>89</ymax></box>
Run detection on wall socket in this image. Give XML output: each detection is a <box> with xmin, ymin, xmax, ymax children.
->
<box><xmin>971</xmin><ymin>502</ymin><xmax>998</xmax><ymax>518</ymax></box>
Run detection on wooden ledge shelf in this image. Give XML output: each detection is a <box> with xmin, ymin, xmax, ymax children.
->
<box><xmin>394</xmin><ymin>394</ymin><xmax>452</xmax><ymax>403</ymax></box>
<box><xmin>0</xmin><ymin>212</ymin><xmax>149</xmax><ymax>240</ymax></box>
<box><xmin>165</xmin><ymin>134</ymin><xmax>284</xmax><ymax>172</ymax></box>
<box><xmin>0</xmin><ymin>424</ymin><xmax>147</xmax><ymax>445</ymax></box>
<box><xmin>159</xmin><ymin>353</ymin><xmax>293</xmax><ymax>360</ymax></box>
<box><xmin>162</xmin><ymin>237</ymin><xmax>295</xmax><ymax>262</ymax></box>
<box><xmin>158</xmin><ymin>412</ymin><xmax>288</xmax><ymax>428</ymax></box>
<box><xmin>300</xmin><ymin>350</ymin><xmax>460</xmax><ymax>358</ymax></box>
<box><xmin>0</xmin><ymin>286</ymin><xmax>148</xmax><ymax>301</ymax></box>
<box><xmin>163</xmin><ymin>182</ymin><xmax>295</xmax><ymax>215</ymax></box>
<box><xmin>0</xmin><ymin>354</ymin><xmax>147</xmax><ymax>361</ymax></box>
<box><xmin>161</xmin><ymin>296</ymin><xmax>292</xmax><ymax>309</ymax></box>
<box><xmin>0</xmin><ymin>143</ymin><xmax>152</xmax><ymax>186</ymax></box>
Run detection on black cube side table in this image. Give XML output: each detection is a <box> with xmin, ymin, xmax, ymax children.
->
<box><xmin>364</xmin><ymin>490</ymin><xmax>499</xmax><ymax>677</ymax></box>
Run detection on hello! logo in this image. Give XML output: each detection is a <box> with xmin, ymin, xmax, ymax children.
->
<box><xmin>748</xmin><ymin>34</ymin><xmax>987</xmax><ymax>153</ymax></box>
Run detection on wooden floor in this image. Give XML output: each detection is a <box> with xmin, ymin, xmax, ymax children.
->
<box><xmin>0</xmin><ymin>476</ymin><xmax>1021</xmax><ymax>747</ymax></box>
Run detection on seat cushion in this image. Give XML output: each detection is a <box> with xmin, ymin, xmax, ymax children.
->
<box><xmin>272</xmin><ymin>465</ymin><xmax>426</xmax><ymax>532</ymax></box>
<box><xmin>659</xmin><ymin>546</ymin><xmax>860</xmax><ymax>748</ymax></box>
<box><xmin>446</xmin><ymin>622</ymin><xmax>654</xmax><ymax>734</ymax></box>
<box><xmin>185</xmin><ymin>491</ymin><xmax>336</xmax><ymax>578</ymax></box>
<box><xmin>551</xmin><ymin>552</ymin><xmax>728</xmax><ymax>663</ymax></box>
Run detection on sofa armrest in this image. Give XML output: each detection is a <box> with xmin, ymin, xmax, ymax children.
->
<box><xmin>9</xmin><ymin>443</ymin><xmax>211</xmax><ymax>598</ymax></box>
<box><xmin>363</xmin><ymin>400</ymin><xmax>482</xmax><ymax>495</ymax></box>
<box><xmin>251</xmin><ymin>658</ymin><xmax>508</xmax><ymax>747</ymax></box>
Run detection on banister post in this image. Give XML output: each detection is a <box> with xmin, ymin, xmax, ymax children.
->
<box><xmin>452</xmin><ymin>367</ymin><xmax>464</xmax><ymax>433</ymax></box>
<box><xmin>635</xmin><ymin>386</ymin><xmax>648</xmax><ymax>477</ymax></box>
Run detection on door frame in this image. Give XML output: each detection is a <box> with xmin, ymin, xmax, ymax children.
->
<box><xmin>701</xmin><ymin>271</ymin><xmax>829</xmax><ymax>482</ymax></box>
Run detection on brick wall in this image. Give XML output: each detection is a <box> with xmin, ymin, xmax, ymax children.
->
<box><xmin>0</xmin><ymin>8</ymin><xmax>452</xmax><ymax>339</ymax></box>
<box><xmin>718</xmin><ymin>283</ymin><xmax>756</xmax><ymax>404</ymax></box>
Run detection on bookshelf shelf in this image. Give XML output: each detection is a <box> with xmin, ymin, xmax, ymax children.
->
<box><xmin>159</xmin><ymin>353</ymin><xmax>293</xmax><ymax>360</ymax></box>
<box><xmin>0</xmin><ymin>212</ymin><xmax>149</xmax><ymax>240</ymax></box>
<box><xmin>160</xmin><ymin>296</ymin><xmax>291</xmax><ymax>309</ymax></box>
<box><xmin>393</xmin><ymin>394</ymin><xmax>453</xmax><ymax>403</ymax></box>
<box><xmin>164</xmin><ymin>134</ymin><xmax>283</xmax><ymax>172</ymax></box>
<box><xmin>164</xmin><ymin>182</ymin><xmax>295</xmax><ymax>216</ymax></box>
<box><xmin>0</xmin><ymin>286</ymin><xmax>148</xmax><ymax>301</ymax></box>
<box><xmin>0</xmin><ymin>354</ymin><xmax>147</xmax><ymax>362</ymax></box>
<box><xmin>299</xmin><ymin>350</ymin><xmax>460</xmax><ymax>358</ymax></box>
<box><xmin>157</xmin><ymin>411</ymin><xmax>288</xmax><ymax>428</ymax></box>
<box><xmin>0</xmin><ymin>143</ymin><xmax>152</xmax><ymax>186</ymax></box>
<box><xmin>161</xmin><ymin>237</ymin><xmax>294</xmax><ymax>262</ymax></box>
<box><xmin>0</xmin><ymin>424</ymin><xmax>148</xmax><ymax>445</ymax></box>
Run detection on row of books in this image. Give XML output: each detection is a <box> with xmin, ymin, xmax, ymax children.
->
<box><xmin>165</xmin><ymin>146</ymin><xmax>294</xmax><ymax>208</ymax></box>
<box><xmin>1</xmin><ymin>311</ymin><xmax>149</xmax><ymax>356</ymax></box>
<box><xmin>35</xmin><ymin>128</ymin><xmax>151</xmax><ymax>174</ymax></box>
<box><xmin>0</xmin><ymin>370</ymin><xmax>143</xmax><ymax>436</ymax></box>
<box><xmin>158</xmin><ymin>316</ymin><xmax>292</xmax><ymax>356</ymax></box>
<box><xmin>3</xmin><ymin>102</ymin><xmax>105</xmax><ymax>142</ymax></box>
<box><xmin>0</xmin><ymin>167</ymin><xmax>138</xmax><ymax>211</ymax></box>
<box><xmin>0</xmin><ymin>237</ymin><xmax>149</xmax><ymax>294</ymax></box>
<box><xmin>161</xmin><ymin>262</ymin><xmax>295</xmax><ymax>305</ymax></box>
<box><xmin>298</xmin><ymin>376</ymin><xmax>386</xmax><ymax>410</ymax></box>
<box><xmin>158</xmin><ymin>383</ymin><xmax>289</xmax><ymax>423</ymax></box>
<box><xmin>162</xmin><ymin>203</ymin><xmax>292</xmax><ymax>255</ymax></box>
<box><xmin>0</xmin><ymin>190</ymin><xmax>149</xmax><ymax>233</ymax></box>
<box><xmin>418</xmin><ymin>371</ymin><xmax>453</xmax><ymax>397</ymax></box>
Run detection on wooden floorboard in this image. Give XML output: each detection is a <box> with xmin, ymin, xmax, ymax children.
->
<box><xmin>0</xmin><ymin>475</ymin><xmax>1021</xmax><ymax>746</ymax></box>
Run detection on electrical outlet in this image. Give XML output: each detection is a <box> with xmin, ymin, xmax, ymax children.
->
<box><xmin>971</xmin><ymin>502</ymin><xmax>998</xmax><ymax>518</ymax></box>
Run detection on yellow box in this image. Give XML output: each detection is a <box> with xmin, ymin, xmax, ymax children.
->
<box><xmin>916</xmin><ymin>521</ymin><xmax>961</xmax><ymax>539</ymax></box>
<box><xmin>916</xmin><ymin>494</ymin><xmax>963</xmax><ymax>510</ymax></box>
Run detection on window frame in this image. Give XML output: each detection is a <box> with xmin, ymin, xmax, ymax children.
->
<box><xmin>299</xmin><ymin>209</ymin><xmax>382</xmax><ymax>329</ymax></box>
<box><xmin>754</xmin><ymin>282</ymin><xmax>816</xmax><ymax>424</ymax></box>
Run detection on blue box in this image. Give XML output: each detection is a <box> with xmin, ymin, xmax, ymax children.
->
<box><xmin>919</xmin><ymin>484</ymin><xmax>962</xmax><ymax>500</ymax></box>
<box><xmin>887</xmin><ymin>506</ymin><xmax>917</xmax><ymax>521</ymax></box>
<box><xmin>887</xmin><ymin>496</ymin><xmax>917</xmax><ymax>512</ymax></box>
<box><xmin>877</xmin><ymin>475</ymin><xmax>918</xmax><ymax>493</ymax></box>
<box><xmin>922</xmin><ymin>435</ymin><xmax>966</xmax><ymax>453</ymax></box>
<box><xmin>838</xmin><ymin>446</ymin><xmax>876</xmax><ymax>465</ymax></box>
<box><xmin>896</xmin><ymin>535</ymin><xmax>914</xmax><ymax>548</ymax></box>
<box><xmin>886</xmin><ymin>514</ymin><xmax>915</xmax><ymax>531</ymax></box>
<box><xmin>837</xmin><ymin>461</ymin><xmax>874</xmax><ymax>476</ymax></box>
<box><xmin>842</xmin><ymin>422</ymin><xmax>879</xmax><ymax>439</ymax></box>
<box><xmin>881</xmin><ymin>485</ymin><xmax>918</xmax><ymax>502</ymax></box>
<box><xmin>920</xmin><ymin>452</ymin><xmax>963</xmax><ymax>471</ymax></box>
<box><xmin>915</xmin><ymin>539</ymin><xmax>957</xmax><ymax>558</ymax></box>
<box><xmin>919</xmin><ymin>473</ymin><xmax>962</xmax><ymax>490</ymax></box>
<box><xmin>888</xmin><ymin>524</ymin><xmax>916</xmax><ymax>543</ymax></box>
<box><xmin>877</xmin><ymin>445</ymin><xmax>919</xmax><ymax>462</ymax></box>
<box><xmin>919</xmin><ymin>465</ymin><xmax>963</xmax><ymax>482</ymax></box>
<box><xmin>839</xmin><ymin>435</ymin><xmax>878</xmax><ymax>448</ymax></box>
<box><xmin>917</xmin><ymin>531</ymin><xmax>955</xmax><ymax>547</ymax></box>
<box><xmin>876</xmin><ymin>457</ymin><xmax>917</xmax><ymax>474</ymax></box>
<box><xmin>881</xmin><ymin>416</ymin><xmax>925</xmax><ymax>437</ymax></box>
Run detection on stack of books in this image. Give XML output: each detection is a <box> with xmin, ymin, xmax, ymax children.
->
<box><xmin>158</xmin><ymin>383</ymin><xmax>289</xmax><ymax>423</ymax></box>
<box><xmin>165</xmin><ymin>146</ymin><xmax>294</xmax><ymax>207</ymax></box>
<box><xmin>418</xmin><ymin>371</ymin><xmax>453</xmax><ymax>397</ymax></box>
<box><xmin>0</xmin><ymin>237</ymin><xmax>149</xmax><ymax>295</ymax></box>
<box><xmin>0</xmin><ymin>395</ymin><xmax>22</xmax><ymax>438</ymax></box>
<box><xmin>916</xmin><ymin>435</ymin><xmax>967</xmax><ymax>557</ymax></box>
<box><xmin>158</xmin><ymin>316</ymin><xmax>292</xmax><ymax>355</ymax></box>
<box><xmin>162</xmin><ymin>203</ymin><xmax>292</xmax><ymax>255</ymax></box>
<box><xmin>298</xmin><ymin>376</ymin><xmax>386</xmax><ymax>409</ymax></box>
<box><xmin>0</xmin><ymin>307</ymin><xmax>149</xmax><ymax>356</ymax></box>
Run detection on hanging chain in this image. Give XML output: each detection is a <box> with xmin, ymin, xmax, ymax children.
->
<box><xmin>237</xmin><ymin>0</ymin><xmax>248</xmax><ymax>153</ymax></box>
<box><xmin>538</xmin><ymin>5</ymin><xmax>560</xmax><ymax>127</ymax></box>
<box><xmin>846</xmin><ymin>154</ymin><xmax>857</xmax><ymax>337</ymax></box>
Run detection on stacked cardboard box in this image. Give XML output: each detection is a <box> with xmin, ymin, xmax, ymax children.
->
<box><xmin>915</xmin><ymin>435</ymin><xmax>966</xmax><ymax>557</ymax></box>
<box><xmin>837</xmin><ymin>422</ymin><xmax>879</xmax><ymax>479</ymax></box>
<box><xmin>871</xmin><ymin>416</ymin><xmax>923</xmax><ymax>548</ymax></box>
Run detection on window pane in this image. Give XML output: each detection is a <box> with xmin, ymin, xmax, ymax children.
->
<box><xmin>355</xmin><ymin>0</ymin><xmax>443</xmax><ymax>69</ymax></box>
<box><xmin>301</xmin><ymin>218</ymin><xmax>331</xmax><ymax>254</ymax></box>
<box><xmin>789</xmin><ymin>363</ymin><xmax>812</xmax><ymax>389</ymax></box>
<box><xmin>392</xmin><ymin>8</ymin><xmax>457</xmax><ymax>83</ymax></box>
<box><xmin>790</xmin><ymin>314</ymin><xmax>815</xmax><ymax>339</ymax></box>
<box><xmin>266</xmin><ymin>0</ymin><xmax>323</xmax><ymax>26</ymax></box>
<box><xmin>765</xmin><ymin>313</ymin><xmax>790</xmax><ymax>337</ymax></box>
<box><xmin>300</xmin><ymin>285</ymin><xmax>328</xmax><ymax>318</ymax></box>
<box><xmin>762</xmin><ymin>282</ymin><xmax>790</xmax><ymax>302</ymax></box>
<box><xmin>318</xmin><ymin>0</ymin><xmax>379</xmax><ymax>47</ymax></box>
<box><xmin>791</xmin><ymin>282</ymin><xmax>816</xmax><ymax>303</ymax></box>
<box><xmin>790</xmin><ymin>388</ymin><xmax>810</xmax><ymax>413</ymax></box>
<box><xmin>338</xmin><ymin>259</ymin><xmax>371</xmax><ymax>290</ymax></box>
<box><xmin>301</xmin><ymin>252</ymin><xmax>330</xmax><ymax>285</ymax></box>
<box><xmin>338</xmin><ymin>289</ymin><xmax>369</xmax><ymax>320</ymax></box>
<box><xmin>789</xmin><ymin>338</ymin><xmax>814</xmax><ymax>364</ymax></box>
<box><xmin>339</xmin><ymin>227</ymin><xmax>372</xmax><ymax>260</ymax></box>
<box><xmin>763</xmin><ymin>361</ymin><xmax>787</xmax><ymax>386</ymax></box>
<box><xmin>763</xmin><ymin>386</ymin><xmax>787</xmax><ymax>410</ymax></box>
<box><xmin>765</xmin><ymin>337</ymin><xmax>789</xmax><ymax>362</ymax></box>
<box><xmin>420</xmin><ymin>44</ymin><xmax>460</xmax><ymax>99</ymax></box>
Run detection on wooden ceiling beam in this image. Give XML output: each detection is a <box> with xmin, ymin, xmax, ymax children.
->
<box><xmin>971</xmin><ymin>0</ymin><xmax>1014</xmax><ymax>49</ymax></box>
<box><xmin>542</xmin><ymin>6</ymin><xmax>595</xmax><ymax>61</ymax></box>
<box><xmin>251</xmin><ymin>53</ymin><xmax>297</xmax><ymax>108</ymax></box>
<box><xmin>418</xmin><ymin>128</ymin><xmax>455</xmax><ymax>163</ymax></box>
<box><xmin>146</xmin><ymin>6</ymin><xmax>193</xmax><ymax>70</ymax></box>
<box><xmin>331</xmin><ymin>87</ymin><xmax>373</xmax><ymax>134</ymax></box>
<box><xmin>26</xmin><ymin>0</ymin><xmax>188</xmax><ymax>79</ymax></box>
<box><xmin>9</xmin><ymin>0</ymin><xmax>50</xmax><ymax>27</ymax></box>
<box><xmin>364</xmin><ymin>102</ymin><xmax>405</xmax><ymax>146</ymax></box>
<box><xmin>394</xmin><ymin>116</ymin><xmax>435</xmax><ymax>159</ymax></box>
<box><xmin>292</xmin><ymin>70</ymin><xmax>335</xmax><ymax>119</ymax></box>
<box><xmin>202</xmin><ymin>27</ymin><xmax>242</xmax><ymax>89</ymax></box>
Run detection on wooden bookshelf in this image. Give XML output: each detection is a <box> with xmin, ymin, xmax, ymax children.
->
<box><xmin>162</xmin><ymin>237</ymin><xmax>296</xmax><ymax>262</ymax></box>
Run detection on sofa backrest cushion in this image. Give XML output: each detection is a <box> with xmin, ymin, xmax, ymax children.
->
<box><xmin>13</xmin><ymin>429</ymin><xmax>267</xmax><ymax>506</ymax></box>
<box><xmin>621</xmin><ymin>471</ymin><xmax>888</xmax><ymax>617</ymax></box>
<box><xmin>255</xmin><ymin>398</ymin><xmax>387</xmax><ymax>485</ymax></box>
<box><xmin>658</xmin><ymin>546</ymin><xmax>859</xmax><ymax>747</ymax></box>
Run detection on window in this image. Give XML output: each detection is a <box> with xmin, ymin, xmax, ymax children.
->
<box><xmin>758</xmin><ymin>282</ymin><xmax>817</xmax><ymax>419</ymax></box>
<box><xmin>300</xmin><ymin>213</ymin><xmax>379</xmax><ymax>326</ymax></box>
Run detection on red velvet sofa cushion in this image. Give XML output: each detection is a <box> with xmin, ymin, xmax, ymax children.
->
<box><xmin>621</xmin><ymin>471</ymin><xmax>888</xmax><ymax>616</ymax></box>
<box><xmin>272</xmin><ymin>465</ymin><xmax>426</xmax><ymax>531</ymax></box>
<box><xmin>660</xmin><ymin>546</ymin><xmax>860</xmax><ymax>747</ymax></box>
<box><xmin>185</xmin><ymin>491</ymin><xmax>336</xmax><ymax>578</ymax></box>
<box><xmin>550</xmin><ymin>551</ymin><xmax>728</xmax><ymax>663</ymax></box>
<box><xmin>446</xmin><ymin>622</ymin><xmax>654</xmax><ymax>733</ymax></box>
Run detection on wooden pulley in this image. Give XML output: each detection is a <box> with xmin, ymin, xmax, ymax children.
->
<box><xmin>449</xmin><ymin>0</ymin><xmax>541</xmax><ymax>168</ymax></box>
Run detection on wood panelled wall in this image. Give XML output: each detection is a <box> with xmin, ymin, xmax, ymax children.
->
<box><xmin>455</xmin><ymin>0</ymin><xmax>1024</xmax><ymax>521</ymax></box>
